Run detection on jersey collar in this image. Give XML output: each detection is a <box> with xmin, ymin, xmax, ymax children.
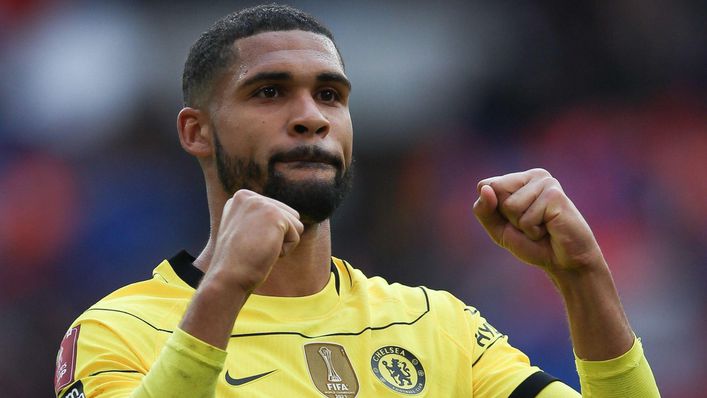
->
<box><xmin>167</xmin><ymin>250</ymin><xmax>341</xmax><ymax>295</ymax></box>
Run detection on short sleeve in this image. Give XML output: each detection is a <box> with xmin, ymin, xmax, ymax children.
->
<box><xmin>465</xmin><ymin>306</ymin><xmax>556</xmax><ymax>397</ymax></box>
<box><xmin>55</xmin><ymin>319</ymin><xmax>149</xmax><ymax>397</ymax></box>
<box><xmin>54</xmin><ymin>319</ymin><xmax>227</xmax><ymax>398</ymax></box>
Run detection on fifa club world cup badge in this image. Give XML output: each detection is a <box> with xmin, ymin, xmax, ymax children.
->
<box><xmin>370</xmin><ymin>345</ymin><xmax>426</xmax><ymax>394</ymax></box>
<box><xmin>304</xmin><ymin>342</ymin><xmax>360</xmax><ymax>398</ymax></box>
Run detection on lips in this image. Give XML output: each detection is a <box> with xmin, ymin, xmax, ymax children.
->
<box><xmin>274</xmin><ymin>159</ymin><xmax>337</xmax><ymax>176</ymax></box>
<box><xmin>278</xmin><ymin>159</ymin><xmax>335</xmax><ymax>167</ymax></box>
<box><xmin>269</xmin><ymin>146</ymin><xmax>343</xmax><ymax>170</ymax></box>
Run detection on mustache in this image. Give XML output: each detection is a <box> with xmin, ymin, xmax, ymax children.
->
<box><xmin>269</xmin><ymin>146</ymin><xmax>343</xmax><ymax>170</ymax></box>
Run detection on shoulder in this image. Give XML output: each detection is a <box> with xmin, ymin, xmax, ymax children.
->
<box><xmin>69</xmin><ymin>259</ymin><xmax>193</xmax><ymax>337</ymax></box>
<box><xmin>334</xmin><ymin>257</ymin><xmax>474</xmax><ymax>329</ymax></box>
<box><xmin>54</xmin><ymin>256</ymin><xmax>198</xmax><ymax>395</ymax></box>
<box><xmin>349</xmin><ymin>259</ymin><xmax>467</xmax><ymax>304</ymax></box>
<box><xmin>336</xmin><ymin>258</ymin><xmax>429</xmax><ymax>305</ymax></box>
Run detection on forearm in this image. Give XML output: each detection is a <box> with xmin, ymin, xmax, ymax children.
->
<box><xmin>491</xmin><ymin>330</ymin><xmax>659</xmax><ymax>397</ymax></box>
<box><xmin>534</xmin><ymin>337</ymin><xmax>659</xmax><ymax>397</ymax></box>
<box><xmin>549</xmin><ymin>260</ymin><xmax>633</xmax><ymax>360</ymax></box>
<box><xmin>473</xmin><ymin>170</ymin><xmax>659</xmax><ymax>395</ymax></box>
<box><xmin>179</xmin><ymin>273</ymin><xmax>250</xmax><ymax>349</ymax></box>
<box><xmin>575</xmin><ymin>337</ymin><xmax>660</xmax><ymax>397</ymax></box>
<box><xmin>178</xmin><ymin>189</ymin><xmax>301</xmax><ymax>349</ymax></box>
<box><xmin>130</xmin><ymin>328</ymin><xmax>227</xmax><ymax>398</ymax></box>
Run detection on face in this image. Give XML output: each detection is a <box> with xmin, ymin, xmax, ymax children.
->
<box><xmin>208</xmin><ymin>30</ymin><xmax>354</xmax><ymax>224</ymax></box>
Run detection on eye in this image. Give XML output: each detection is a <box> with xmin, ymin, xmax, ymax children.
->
<box><xmin>316</xmin><ymin>88</ymin><xmax>339</xmax><ymax>103</ymax></box>
<box><xmin>255</xmin><ymin>86</ymin><xmax>280</xmax><ymax>98</ymax></box>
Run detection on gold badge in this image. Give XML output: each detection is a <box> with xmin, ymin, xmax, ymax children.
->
<box><xmin>304</xmin><ymin>342</ymin><xmax>359</xmax><ymax>398</ymax></box>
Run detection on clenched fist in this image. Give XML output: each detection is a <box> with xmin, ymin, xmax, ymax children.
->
<box><xmin>179</xmin><ymin>190</ymin><xmax>304</xmax><ymax>348</ymax></box>
<box><xmin>472</xmin><ymin>168</ymin><xmax>605</xmax><ymax>275</ymax></box>
<box><xmin>208</xmin><ymin>189</ymin><xmax>304</xmax><ymax>293</ymax></box>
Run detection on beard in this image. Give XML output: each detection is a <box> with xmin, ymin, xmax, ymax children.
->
<box><xmin>214</xmin><ymin>132</ymin><xmax>353</xmax><ymax>224</ymax></box>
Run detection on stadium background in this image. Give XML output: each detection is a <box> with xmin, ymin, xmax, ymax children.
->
<box><xmin>0</xmin><ymin>0</ymin><xmax>705</xmax><ymax>396</ymax></box>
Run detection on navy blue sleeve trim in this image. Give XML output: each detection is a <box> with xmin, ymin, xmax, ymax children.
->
<box><xmin>508</xmin><ymin>371</ymin><xmax>560</xmax><ymax>398</ymax></box>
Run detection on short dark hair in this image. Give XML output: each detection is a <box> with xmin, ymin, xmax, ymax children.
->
<box><xmin>182</xmin><ymin>4</ymin><xmax>340</xmax><ymax>108</ymax></box>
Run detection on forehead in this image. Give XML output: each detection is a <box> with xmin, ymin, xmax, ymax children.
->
<box><xmin>233</xmin><ymin>30</ymin><xmax>343</xmax><ymax>79</ymax></box>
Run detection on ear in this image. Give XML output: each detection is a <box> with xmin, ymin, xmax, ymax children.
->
<box><xmin>177</xmin><ymin>107</ymin><xmax>212</xmax><ymax>158</ymax></box>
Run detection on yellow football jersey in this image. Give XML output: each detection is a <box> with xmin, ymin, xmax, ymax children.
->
<box><xmin>54</xmin><ymin>251</ymin><xmax>561</xmax><ymax>397</ymax></box>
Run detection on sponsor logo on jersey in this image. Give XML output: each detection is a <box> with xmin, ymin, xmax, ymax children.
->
<box><xmin>475</xmin><ymin>321</ymin><xmax>501</xmax><ymax>349</ymax></box>
<box><xmin>370</xmin><ymin>345</ymin><xmax>426</xmax><ymax>394</ymax></box>
<box><xmin>55</xmin><ymin>325</ymin><xmax>80</xmax><ymax>392</ymax></box>
<box><xmin>224</xmin><ymin>369</ymin><xmax>276</xmax><ymax>386</ymax></box>
<box><xmin>304</xmin><ymin>342</ymin><xmax>359</xmax><ymax>398</ymax></box>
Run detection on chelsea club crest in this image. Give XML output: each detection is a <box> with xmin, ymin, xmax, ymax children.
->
<box><xmin>370</xmin><ymin>345</ymin><xmax>426</xmax><ymax>394</ymax></box>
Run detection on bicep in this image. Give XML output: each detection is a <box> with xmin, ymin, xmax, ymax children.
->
<box><xmin>55</xmin><ymin>319</ymin><xmax>150</xmax><ymax>397</ymax></box>
<box><xmin>466</xmin><ymin>307</ymin><xmax>564</xmax><ymax>397</ymax></box>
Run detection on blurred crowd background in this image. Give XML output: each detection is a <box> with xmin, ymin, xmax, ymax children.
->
<box><xmin>1</xmin><ymin>0</ymin><xmax>705</xmax><ymax>396</ymax></box>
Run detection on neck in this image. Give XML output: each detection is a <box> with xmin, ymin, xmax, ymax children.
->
<box><xmin>254</xmin><ymin>221</ymin><xmax>333</xmax><ymax>296</ymax></box>
<box><xmin>194</xmin><ymin>188</ymin><xmax>333</xmax><ymax>297</ymax></box>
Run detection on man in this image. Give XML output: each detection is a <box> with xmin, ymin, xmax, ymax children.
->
<box><xmin>54</xmin><ymin>4</ymin><xmax>659</xmax><ymax>397</ymax></box>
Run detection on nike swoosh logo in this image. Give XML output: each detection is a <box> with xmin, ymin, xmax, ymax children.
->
<box><xmin>225</xmin><ymin>369</ymin><xmax>276</xmax><ymax>386</ymax></box>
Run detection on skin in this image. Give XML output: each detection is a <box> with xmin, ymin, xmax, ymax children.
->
<box><xmin>473</xmin><ymin>169</ymin><xmax>633</xmax><ymax>360</ymax></box>
<box><xmin>176</xmin><ymin>30</ymin><xmax>352</xmax><ymax>348</ymax></box>
<box><xmin>175</xmin><ymin>30</ymin><xmax>633</xmax><ymax>362</ymax></box>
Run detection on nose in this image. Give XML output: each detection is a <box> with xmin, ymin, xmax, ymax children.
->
<box><xmin>287</xmin><ymin>94</ymin><xmax>330</xmax><ymax>138</ymax></box>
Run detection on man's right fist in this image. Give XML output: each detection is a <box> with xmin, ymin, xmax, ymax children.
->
<box><xmin>208</xmin><ymin>189</ymin><xmax>304</xmax><ymax>293</ymax></box>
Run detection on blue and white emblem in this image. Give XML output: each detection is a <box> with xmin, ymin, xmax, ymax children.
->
<box><xmin>370</xmin><ymin>346</ymin><xmax>425</xmax><ymax>394</ymax></box>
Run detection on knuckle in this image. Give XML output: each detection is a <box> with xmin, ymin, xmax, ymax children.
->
<box><xmin>544</xmin><ymin>185</ymin><xmax>564</xmax><ymax>199</ymax></box>
<box><xmin>276</xmin><ymin>219</ymin><xmax>289</xmax><ymax>233</ymax></box>
<box><xmin>517</xmin><ymin>215</ymin><xmax>534</xmax><ymax>230</ymax></box>
<box><xmin>260</xmin><ymin>204</ymin><xmax>282</xmax><ymax>219</ymax></box>
<box><xmin>223</xmin><ymin>198</ymin><xmax>233</xmax><ymax>211</ymax></box>
<box><xmin>502</xmin><ymin>196</ymin><xmax>521</xmax><ymax>213</ymax></box>
<box><xmin>478</xmin><ymin>177</ymin><xmax>495</xmax><ymax>188</ymax></box>
<box><xmin>541</xmin><ymin>176</ymin><xmax>559</xmax><ymax>187</ymax></box>
<box><xmin>232</xmin><ymin>189</ymin><xmax>248</xmax><ymax>198</ymax></box>
<box><xmin>232</xmin><ymin>189</ymin><xmax>253</xmax><ymax>203</ymax></box>
<box><xmin>530</xmin><ymin>167</ymin><xmax>550</xmax><ymax>177</ymax></box>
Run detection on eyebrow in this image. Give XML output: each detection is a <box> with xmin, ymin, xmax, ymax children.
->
<box><xmin>238</xmin><ymin>71</ymin><xmax>351</xmax><ymax>91</ymax></box>
<box><xmin>317</xmin><ymin>72</ymin><xmax>351</xmax><ymax>91</ymax></box>
<box><xmin>239</xmin><ymin>71</ymin><xmax>292</xmax><ymax>89</ymax></box>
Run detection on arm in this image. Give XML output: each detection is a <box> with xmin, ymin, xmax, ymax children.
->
<box><xmin>55</xmin><ymin>320</ymin><xmax>228</xmax><ymax>398</ymax></box>
<box><xmin>56</xmin><ymin>190</ymin><xmax>303</xmax><ymax>398</ymax></box>
<box><xmin>179</xmin><ymin>189</ymin><xmax>303</xmax><ymax>349</ymax></box>
<box><xmin>534</xmin><ymin>337</ymin><xmax>657</xmax><ymax>398</ymax></box>
<box><xmin>463</xmin><ymin>305</ymin><xmax>581</xmax><ymax>397</ymax></box>
<box><xmin>472</xmin><ymin>168</ymin><xmax>659</xmax><ymax>396</ymax></box>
